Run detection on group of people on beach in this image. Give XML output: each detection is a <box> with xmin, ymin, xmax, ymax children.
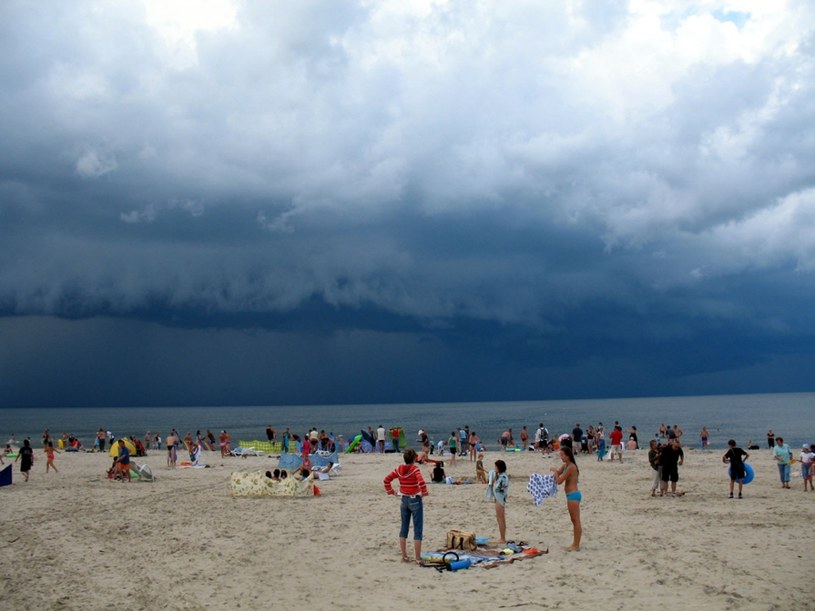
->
<box><xmin>766</xmin><ymin>433</ymin><xmax>815</xmax><ymax>491</ymax></box>
<box><xmin>383</xmin><ymin>443</ymin><xmax>583</xmax><ymax>565</ymax></box>
<box><xmin>379</xmin><ymin>419</ymin><xmax>814</xmax><ymax>566</ymax></box>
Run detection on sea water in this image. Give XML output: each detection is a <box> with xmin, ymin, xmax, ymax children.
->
<box><xmin>0</xmin><ymin>392</ymin><xmax>812</xmax><ymax>450</ymax></box>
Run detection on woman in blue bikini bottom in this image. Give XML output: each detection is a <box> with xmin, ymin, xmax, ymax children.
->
<box><xmin>552</xmin><ymin>447</ymin><xmax>582</xmax><ymax>551</ymax></box>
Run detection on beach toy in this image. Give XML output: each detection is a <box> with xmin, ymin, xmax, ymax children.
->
<box><xmin>344</xmin><ymin>434</ymin><xmax>363</xmax><ymax>453</ymax></box>
<box><xmin>729</xmin><ymin>462</ymin><xmax>755</xmax><ymax>484</ymax></box>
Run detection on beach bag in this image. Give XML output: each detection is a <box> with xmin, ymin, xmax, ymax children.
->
<box><xmin>446</xmin><ymin>529</ymin><xmax>477</xmax><ymax>551</ymax></box>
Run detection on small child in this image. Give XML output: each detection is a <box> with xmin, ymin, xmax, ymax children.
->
<box><xmin>800</xmin><ymin>444</ymin><xmax>813</xmax><ymax>491</ymax></box>
<box><xmin>45</xmin><ymin>441</ymin><xmax>59</xmax><ymax>473</ymax></box>
<box><xmin>475</xmin><ymin>453</ymin><xmax>487</xmax><ymax>484</ymax></box>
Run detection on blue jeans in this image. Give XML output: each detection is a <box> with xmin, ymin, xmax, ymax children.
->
<box><xmin>399</xmin><ymin>496</ymin><xmax>423</xmax><ymax>541</ymax></box>
<box><xmin>777</xmin><ymin>463</ymin><xmax>790</xmax><ymax>483</ymax></box>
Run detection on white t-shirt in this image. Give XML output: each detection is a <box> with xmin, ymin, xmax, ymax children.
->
<box><xmin>377</xmin><ymin>427</ymin><xmax>386</xmax><ymax>442</ymax></box>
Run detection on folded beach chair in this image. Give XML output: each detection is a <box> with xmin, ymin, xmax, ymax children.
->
<box><xmin>133</xmin><ymin>463</ymin><xmax>156</xmax><ymax>482</ymax></box>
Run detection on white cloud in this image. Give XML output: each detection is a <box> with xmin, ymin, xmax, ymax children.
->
<box><xmin>709</xmin><ymin>187</ymin><xmax>815</xmax><ymax>271</ymax></box>
<box><xmin>138</xmin><ymin>0</ymin><xmax>238</xmax><ymax>68</ymax></box>
<box><xmin>75</xmin><ymin>149</ymin><xmax>118</xmax><ymax>178</ymax></box>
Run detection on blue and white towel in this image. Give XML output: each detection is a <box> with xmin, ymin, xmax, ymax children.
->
<box><xmin>527</xmin><ymin>473</ymin><xmax>557</xmax><ymax>507</ymax></box>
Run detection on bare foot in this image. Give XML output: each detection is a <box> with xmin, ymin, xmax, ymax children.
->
<box><xmin>563</xmin><ymin>545</ymin><xmax>580</xmax><ymax>552</ymax></box>
<box><xmin>497</xmin><ymin>540</ymin><xmax>507</xmax><ymax>545</ymax></box>
<box><xmin>401</xmin><ymin>556</ymin><xmax>410</xmax><ymax>563</ymax></box>
<box><xmin>414</xmin><ymin>558</ymin><xmax>422</xmax><ymax>565</ymax></box>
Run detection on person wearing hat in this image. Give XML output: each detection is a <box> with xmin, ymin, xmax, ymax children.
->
<box><xmin>799</xmin><ymin>443</ymin><xmax>814</xmax><ymax>491</ymax></box>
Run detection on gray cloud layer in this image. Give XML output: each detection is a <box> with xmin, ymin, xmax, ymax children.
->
<box><xmin>1</xmin><ymin>1</ymin><xmax>814</xmax><ymax>406</ymax></box>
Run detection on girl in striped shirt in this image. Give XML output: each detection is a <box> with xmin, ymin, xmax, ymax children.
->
<box><xmin>384</xmin><ymin>448</ymin><xmax>429</xmax><ymax>564</ymax></box>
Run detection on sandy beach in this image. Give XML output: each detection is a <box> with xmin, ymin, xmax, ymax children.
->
<box><xmin>1</xmin><ymin>445</ymin><xmax>812</xmax><ymax>610</ymax></box>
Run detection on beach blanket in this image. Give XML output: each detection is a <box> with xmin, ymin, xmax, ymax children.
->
<box><xmin>527</xmin><ymin>473</ymin><xmax>558</xmax><ymax>506</ymax></box>
<box><xmin>422</xmin><ymin>541</ymin><xmax>546</xmax><ymax>571</ymax></box>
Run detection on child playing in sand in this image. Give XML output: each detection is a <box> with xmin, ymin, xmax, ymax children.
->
<box><xmin>475</xmin><ymin>453</ymin><xmax>487</xmax><ymax>483</ymax></box>
<box><xmin>44</xmin><ymin>440</ymin><xmax>59</xmax><ymax>473</ymax></box>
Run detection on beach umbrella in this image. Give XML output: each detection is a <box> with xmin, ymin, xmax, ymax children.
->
<box><xmin>108</xmin><ymin>438</ymin><xmax>137</xmax><ymax>458</ymax></box>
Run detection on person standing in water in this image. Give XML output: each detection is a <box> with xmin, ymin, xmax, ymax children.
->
<box><xmin>552</xmin><ymin>446</ymin><xmax>582</xmax><ymax>552</ymax></box>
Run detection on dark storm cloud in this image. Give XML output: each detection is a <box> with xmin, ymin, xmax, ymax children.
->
<box><xmin>1</xmin><ymin>1</ymin><xmax>814</xmax><ymax>406</ymax></box>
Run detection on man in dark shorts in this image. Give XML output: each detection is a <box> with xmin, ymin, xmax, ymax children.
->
<box><xmin>723</xmin><ymin>439</ymin><xmax>749</xmax><ymax>498</ymax></box>
<box><xmin>659</xmin><ymin>438</ymin><xmax>684</xmax><ymax>496</ymax></box>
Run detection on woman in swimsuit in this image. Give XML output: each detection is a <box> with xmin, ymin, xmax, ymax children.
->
<box><xmin>552</xmin><ymin>446</ymin><xmax>581</xmax><ymax>552</ymax></box>
<box><xmin>490</xmin><ymin>460</ymin><xmax>509</xmax><ymax>544</ymax></box>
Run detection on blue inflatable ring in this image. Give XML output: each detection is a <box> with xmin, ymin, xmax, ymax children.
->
<box><xmin>729</xmin><ymin>462</ymin><xmax>754</xmax><ymax>485</ymax></box>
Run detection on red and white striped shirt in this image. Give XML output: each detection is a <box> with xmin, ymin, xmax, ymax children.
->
<box><xmin>384</xmin><ymin>463</ymin><xmax>428</xmax><ymax>497</ymax></box>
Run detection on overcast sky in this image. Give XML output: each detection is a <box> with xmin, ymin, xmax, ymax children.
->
<box><xmin>1</xmin><ymin>0</ymin><xmax>814</xmax><ymax>407</ymax></box>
